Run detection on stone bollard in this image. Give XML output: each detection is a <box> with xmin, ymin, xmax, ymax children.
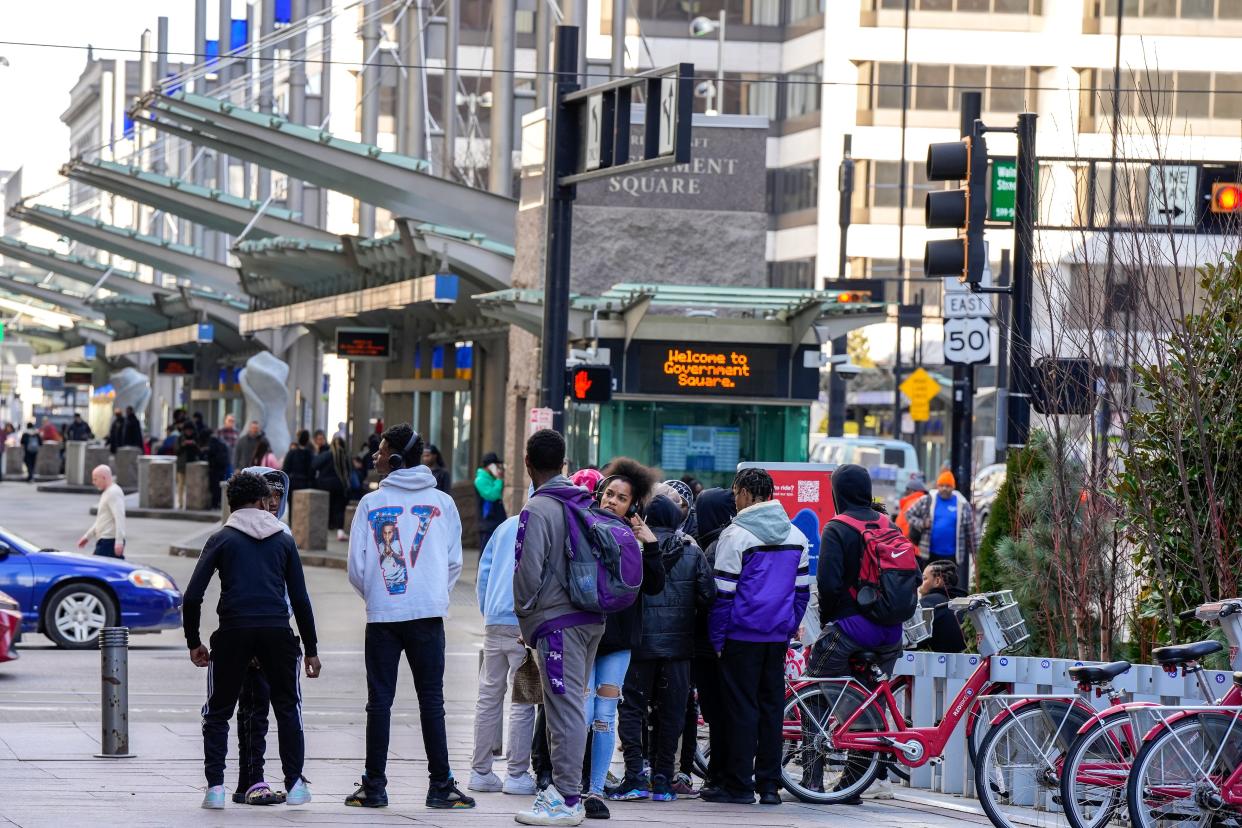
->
<box><xmin>95</xmin><ymin>627</ymin><xmax>135</xmax><ymax>759</ymax></box>
<box><xmin>344</xmin><ymin>502</ymin><xmax>357</xmax><ymax>534</ymax></box>
<box><xmin>220</xmin><ymin>482</ymin><xmax>232</xmax><ymax>522</ymax></box>
<box><xmin>138</xmin><ymin>456</ymin><xmax>175</xmax><ymax>509</ymax></box>
<box><xmin>85</xmin><ymin>446</ymin><xmax>111</xmax><ymax>482</ymax></box>
<box><xmin>114</xmin><ymin>447</ymin><xmax>140</xmax><ymax>490</ymax></box>
<box><xmin>3</xmin><ymin>445</ymin><xmax>22</xmax><ymax>478</ymax></box>
<box><xmin>291</xmin><ymin>489</ymin><xmax>328</xmax><ymax>551</ymax></box>
<box><xmin>185</xmin><ymin>462</ymin><xmax>211</xmax><ymax>511</ymax></box>
<box><xmin>35</xmin><ymin>442</ymin><xmax>62</xmax><ymax>480</ymax></box>
<box><xmin>66</xmin><ymin>440</ymin><xmax>88</xmax><ymax>485</ymax></box>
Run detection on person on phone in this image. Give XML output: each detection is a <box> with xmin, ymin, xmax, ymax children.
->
<box><xmin>183</xmin><ymin>471</ymin><xmax>321</xmax><ymax>810</ymax></box>
<box><xmin>474</xmin><ymin>452</ymin><xmax>507</xmax><ymax>554</ymax></box>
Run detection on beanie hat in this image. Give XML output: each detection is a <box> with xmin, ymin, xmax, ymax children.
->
<box><xmin>936</xmin><ymin>469</ymin><xmax>956</xmax><ymax>488</ymax></box>
<box><xmin>572</xmin><ymin>468</ymin><xmax>603</xmax><ymax>492</ymax></box>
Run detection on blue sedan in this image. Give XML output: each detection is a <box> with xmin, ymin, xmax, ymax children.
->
<box><xmin>0</xmin><ymin>526</ymin><xmax>182</xmax><ymax>649</ymax></box>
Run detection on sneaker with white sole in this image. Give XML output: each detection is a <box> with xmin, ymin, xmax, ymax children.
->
<box><xmin>286</xmin><ymin>778</ymin><xmax>312</xmax><ymax>805</ymax></box>
<box><xmin>503</xmin><ymin>772</ymin><xmax>538</xmax><ymax>795</ymax></box>
<box><xmin>515</xmin><ymin>786</ymin><xmax>586</xmax><ymax>827</ymax></box>
<box><xmin>201</xmin><ymin>785</ymin><xmax>227</xmax><ymax>810</ymax></box>
<box><xmin>860</xmin><ymin>778</ymin><xmax>895</xmax><ymax>800</ymax></box>
<box><xmin>469</xmin><ymin>770</ymin><xmax>504</xmax><ymax>792</ymax></box>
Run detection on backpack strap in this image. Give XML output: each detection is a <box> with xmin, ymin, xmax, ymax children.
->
<box><xmin>830</xmin><ymin>513</ymin><xmax>892</xmax><ymax>532</ymax></box>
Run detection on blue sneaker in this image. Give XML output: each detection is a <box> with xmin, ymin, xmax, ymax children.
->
<box><xmin>286</xmin><ymin>778</ymin><xmax>312</xmax><ymax>806</ymax></box>
<box><xmin>515</xmin><ymin>786</ymin><xmax>585</xmax><ymax>826</ymax></box>
<box><xmin>607</xmin><ymin>775</ymin><xmax>650</xmax><ymax>801</ymax></box>
<box><xmin>201</xmin><ymin>785</ymin><xmax>227</xmax><ymax>809</ymax></box>
<box><xmin>651</xmin><ymin>775</ymin><xmax>677</xmax><ymax>802</ymax></box>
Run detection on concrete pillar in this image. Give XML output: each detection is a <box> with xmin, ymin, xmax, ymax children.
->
<box><xmin>568</xmin><ymin>0</ymin><xmax>589</xmax><ymax>84</ymax></box>
<box><xmin>397</xmin><ymin>1</ymin><xmax>427</xmax><ymax>160</ymax></box>
<box><xmin>288</xmin><ymin>0</ymin><xmax>308</xmax><ymax>218</ymax></box>
<box><xmin>344</xmin><ymin>502</ymin><xmax>357</xmax><ymax>534</ymax></box>
<box><xmin>257</xmin><ymin>0</ymin><xmax>275</xmax><ymax>202</ymax></box>
<box><xmin>220</xmin><ymin>481</ymin><xmax>233</xmax><ymax>522</ymax></box>
<box><xmin>139</xmin><ymin>457</ymin><xmax>176</xmax><ymax>509</ymax></box>
<box><xmin>186</xmin><ymin>461</ymin><xmax>212</xmax><ymax>510</ymax></box>
<box><xmin>35</xmin><ymin>443</ymin><xmax>62</xmax><ymax>480</ymax></box>
<box><xmin>86</xmin><ymin>446</ymin><xmax>112</xmax><ymax>481</ymax></box>
<box><xmin>611</xmin><ymin>0</ymin><xmax>627</xmax><ymax>78</ymax></box>
<box><xmin>114</xmin><ymin>446</ymin><xmax>141</xmax><ymax>490</ymax></box>
<box><xmin>4</xmin><ymin>445</ymin><xmax>24</xmax><ymax>478</ymax></box>
<box><xmin>489</xmin><ymin>0</ymin><xmax>515</xmax><ymax>196</ymax></box>
<box><xmin>358</xmin><ymin>0</ymin><xmax>380</xmax><ymax>237</ymax></box>
<box><xmin>535</xmin><ymin>0</ymin><xmax>552</xmax><ymax>108</ymax></box>
<box><xmin>291</xmin><ymin>489</ymin><xmax>328</xmax><ymax>550</ymax></box>
<box><xmin>66</xmin><ymin>441</ymin><xmax>89</xmax><ymax>486</ymax></box>
<box><xmin>441</xmin><ymin>0</ymin><xmax>458</xmax><ymax>178</ymax></box>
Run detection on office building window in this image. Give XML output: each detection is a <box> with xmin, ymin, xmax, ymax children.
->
<box><xmin>1101</xmin><ymin>0</ymin><xmax>1240</xmax><ymax>17</ymax></box>
<box><xmin>632</xmin><ymin>0</ymin><xmax>782</xmax><ymax>26</ymax></box>
<box><xmin>717</xmin><ymin>72</ymin><xmax>780</xmax><ymax>120</ymax></box>
<box><xmin>768</xmin><ymin>258</ymin><xmax>817</xmax><ymax>289</ymax></box>
<box><xmin>767</xmin><ymin>161</ymin><xmax>819</xmax><ymax>214</ymax></box>
<box><xmin>1087</xmin><ymin>68</ymin><xmax>1242</xmax><ymax>121</ymax></box>
<box><xmin>862</xmin><ymin>160</ymin><xmax>950</xmax><ymax>210</ymax></box>
<box><xmin>867</xmin><ymin>63</ymin><xmax>1034</xmax><ymax>113</ymax></box>
<box><xmin>789</xmin><ymin>0</ymin><xmax>826</xmax><ymax>21</ymax></box>
<box><xmin>783</xmin><ymin>62</ymin><xmax>823</xmax><ymax>119</ymax></box>
<box><xmin>873</xmin><ymin>0</ymin><xmax>1040</xmax><ymax>11</ymax></box>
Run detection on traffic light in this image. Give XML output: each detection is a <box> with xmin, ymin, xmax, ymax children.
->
<box><xmin>1211</xmin><ymin>181</ymin><xmax>1242</xmax><ymax>213</ymax></box>
<box><xmin>567</xmin><ymin>364</ymin><xmax>612</xmax><ymax>404</ymax></box>
<box><xmin>1031</xmin><ymin>357</ymin><xmax>1094</xmax><ymax>416</ymax></box>
<box><xmin>924</xmin><ymin>123</ymin><xmax>988</xmax><ymax>284</ymax></box>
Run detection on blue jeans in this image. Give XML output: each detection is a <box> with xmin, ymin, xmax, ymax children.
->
<box><xmin>583</xmin><ymin>648</ymin><xmax>631</xmax><ymax>794</ymax></box>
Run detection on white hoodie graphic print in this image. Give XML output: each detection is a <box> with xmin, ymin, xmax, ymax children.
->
<box><xmin>347</xmin><ymin>465</ymin><xmax>464</xmax><ymax>623</ymax></box>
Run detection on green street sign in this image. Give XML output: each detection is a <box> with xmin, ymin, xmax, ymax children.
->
<box><xmin>989</xmin><ymin>158</ymin><xmax>1017</xmax><ymax>222</ymax></box>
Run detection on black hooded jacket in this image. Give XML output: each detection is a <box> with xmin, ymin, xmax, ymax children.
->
<box><xmin>818</xmin><ymin>463</ymin><xmax>884</xmax><ymax>623</ymax></box>
<box><xmin>691</xmin><ymin>487</ymin><xmax>736</xmax><ymax>657</ymax></box>
<box><xmin>635</xmin><ymin>497</ymin><xmax>716</xmax><ymax>661</ymax></box>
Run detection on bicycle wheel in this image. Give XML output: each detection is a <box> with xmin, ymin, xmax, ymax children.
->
<box><xmin>692</xmin><ymin>716</ymin><xmax>709</xmax><ymax>780</ymax></box>
<box><xmin>1126</xmin><ymin>712</ymin><xmax>1242</xmax><ymax>827</ymax></box>
<box><xmin>780</xmin><ymin>681</ymin><xmax>884</xmax><ymax>804</ymax></box>
<box><xmin>975</xmin><ymin>701</ymin><xmax>1089</xmax><ymax>828</ymax></box>
<box><xmin>968</xmin><ymin>681</ymin><xmax>1015</xmax><ymax>767</ymax></box>
<box><xmin>1059</xmin><ymin>710</ymin><xmax>1142</xmax><ymax>828</ymax></box>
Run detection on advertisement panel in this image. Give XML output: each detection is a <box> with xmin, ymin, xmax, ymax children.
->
<box><xmin>739</xmin><ymin>462</ymin><xmax>836</xmax><ymax>575</ymax></box>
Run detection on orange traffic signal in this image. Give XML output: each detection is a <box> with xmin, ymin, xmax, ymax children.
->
<box><xmin>1211</xmin><ymin>182</ymin><xmax>1242</xmax><ymax>213</ymax></box>
<box><xmin>568</xmin><ymin>365</ymin><xmax>612</xmax><ymax>403</ymax></box>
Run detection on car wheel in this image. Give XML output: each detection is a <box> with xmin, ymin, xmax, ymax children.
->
<box><xmin>44</xmin><ymin>583</ymin><xmax>116</xmax><ymax>649</ymax></box>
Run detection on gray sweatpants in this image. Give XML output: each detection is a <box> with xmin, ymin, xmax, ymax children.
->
<box><xmin>535</xmin><ymin>623</ymin><xmax>604</xmax><ymax>800</ymax></box>
<box><xmin>472</xmin><ymin>624</ymin><xmax>536</xmax><ymax>777</ymax></box>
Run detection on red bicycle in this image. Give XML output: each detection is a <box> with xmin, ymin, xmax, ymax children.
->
<box><xmin>779</xmin><ymin>591</ymin><xmax>1029</xmax><ymax>805</ymax></box>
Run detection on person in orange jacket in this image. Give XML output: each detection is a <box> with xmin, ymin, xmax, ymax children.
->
<box><xmin>895</xmin><ymin>474</ymin><xmax>927</xmax><ymax>540</ymax></box>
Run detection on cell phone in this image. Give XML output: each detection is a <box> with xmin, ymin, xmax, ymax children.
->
<box><xmin>488</xmin><ymin>463</ymin><xmax>502</xmax><ymax>476</ymax></box>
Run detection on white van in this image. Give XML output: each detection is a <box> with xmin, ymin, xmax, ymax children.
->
<box><xmin>808</xmin><ymin>437</ymin><xmax>923</xmax><ymax>494</ymax></box>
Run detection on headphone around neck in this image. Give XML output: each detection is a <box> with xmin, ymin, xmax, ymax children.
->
<box><xmin>386</xmin><ymin>429</ymin><xmax>421</xmax><ymax>470</ymax></box>
<box><xmin>593</xmin><ymin>474</ymin><xmax>639</xmax><ymax>519</ymax></box>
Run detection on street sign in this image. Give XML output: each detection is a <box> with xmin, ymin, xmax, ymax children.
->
<box><xmin>658</xmin><ymin>76</ymin><xmax>678</xmax><ymax>157</ymax></box>
<box><xmin>1147</xmin><ymin>164</ymin><xmax>1198</xmax><ymax>227</ymax></box>
<box><xmin>197</xmin><ymin>322</ymin><xmax>214</xmax><ymax>343</ymax></box>
<box><xmin>989</xmin><ymin>158</ymin><xmax>1017</xmax><ymax>222</ymax></box>
<box><xmin>584</xmin><ymin>94</ymin><xmax>605</xmax><ymax>171</ymax></box>
<box><xmin>899</xmin><ymin>367</ymin><xmax>941</xmax><ymax>423</ymax></box>
<box><xmin>943</xmin><ymin>317</ymin><xmax>992</xmax><ymax>366</ymax></box>
<box><xmin>943</xmin><ymin>288</ymin><xmax>991</xmax><ymax>319</ymax></box>
<box><xmin>528</xmin><ymin>407</ymin><xmax>554</xmax><ymax>435</ymax></box>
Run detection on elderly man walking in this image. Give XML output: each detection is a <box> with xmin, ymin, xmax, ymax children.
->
<box><xmin>78</xmin><ymin>465</ymin><xmax>126</xmax><ymax>559</ymax></box>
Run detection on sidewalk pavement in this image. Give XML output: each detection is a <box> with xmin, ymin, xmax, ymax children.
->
<box><xmin>0</xmin><ymin>722</ymin><xmax>988</xmax><ymax>828</ymax></box>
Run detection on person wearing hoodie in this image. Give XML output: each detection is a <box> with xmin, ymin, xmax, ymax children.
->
<box><xmin>918</xmin><ymin>559</ymin><xmax>967</xmax><ymax>653</ymax></box>
<box><xmin>511</xmin><ymin>430</ymin><xmax>606</xmax><ymax>827</ymax></box>
<box><xmin>468</xmin><ymin>509</ymin><xmax>538</xmax><ymax>797</ymax></box>
<box><xmin>617</xmin><ymin>496</ymin><xmax>715</xmax><ymax>803</ymax></box>
<box><xmin>474</xmin><ymin>451</ymin><xmax>507</xmax><ymax>554</ymax></box>
<box><xmin>343</xmin><ymin>423</ymin><xmax>473</xmax><ymax>810</ymax></box>
<box><xmin>230</xmin><ymin>468</ymin><xmax>293</xmax><ymax>806</ymax></box>
<box><xmin>183</xmin><ymin>471</ymin><xmax>321</xmax><ymax>810</ymax></box>
<box><xmin>678</xmin><ymin>487</ymin><xmax>736</xmax><ymax>792</ymax></box>
<box><xmin>807</xmin><ymin>463</ymin><xmax>906</xmax><ymax>801</ymax></box>
<box><xmin>705</xmin><ymin>468</ymin><xmax>810</xmax><ymax>807</ymax></box>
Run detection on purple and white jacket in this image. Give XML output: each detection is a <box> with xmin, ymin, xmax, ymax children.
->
<box><xmin>709</xmin><ymin>499</ymin><xmax>811</xmax><ymax>653</ymax></box>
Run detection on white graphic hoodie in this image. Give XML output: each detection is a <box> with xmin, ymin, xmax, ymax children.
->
<box><xmin>347</xmin><ymin>465</ymin><xmax>463</xmax><ymax>623</ymax></box>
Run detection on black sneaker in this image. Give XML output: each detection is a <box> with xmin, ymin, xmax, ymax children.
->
<box><xmin>651</xmin><ymin>774</ymin><xmax>676</xmax><ymax>802</ymax></box>
<box><xmin>701</xmin><ymin>787</ymin><xmax>754</xmax><ymax>805</ymax></box>
<box><xmin>344</xmin><ymin>783</ymin><xmax>388</xmax><ymax>808</ymax></box>
<box><xmin>758</xmin><ymin>790</ymin><xmax>781</xmax><ymax>805</ymax></box>
<box><xmin>584</xmin><ymin>793</ymin><xmax>611</xmax><ymax>819</ymax></box>
<box><xmin>426</xmin><ymin>779</ymin><xmax>476</xmax><ymax>810</ymax></box>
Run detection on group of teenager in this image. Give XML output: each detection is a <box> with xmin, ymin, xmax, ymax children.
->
<box><xmin>182</xmin><ymin>422</ymin><xmax>968</xmax><ymax>824</ymax></box>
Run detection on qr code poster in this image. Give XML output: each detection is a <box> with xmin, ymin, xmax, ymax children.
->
<box><xmin>752</xmin><ymin>465</ymin><xmax>836</xmax><ymax>577</ymax></box>
<box><xmin>797</xmin><ymin>479</ymin><xmax>820</xmax><ymax>503</ymax></box>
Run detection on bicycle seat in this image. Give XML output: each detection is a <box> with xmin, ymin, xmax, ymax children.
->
<box><xmin>1067</xmin><ymin>661</ymin><xmax>1131</xmax><ymax>685</ymax></box>
<box><xmin>1151</xmin><ymin>640</ymin><xmax>1223</xmax><ymax>665</ymax></box>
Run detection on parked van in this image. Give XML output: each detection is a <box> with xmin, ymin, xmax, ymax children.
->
<box><xmin>809</xmin><ymin>437</ymin><xmax>922</xmax><ymax>495</ymax></box>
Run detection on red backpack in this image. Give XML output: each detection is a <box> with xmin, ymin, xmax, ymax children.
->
<box><xmin>830</xmin><ymin>513</ymin><xmax>920</xmax><ymax>626</ymax></box>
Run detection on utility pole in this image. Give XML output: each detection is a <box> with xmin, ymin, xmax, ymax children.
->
<box><xmin>539</xmin><ymin>27</ymin><xmax>580</xmax><ymax>432</ymax></box>
<box><xmin>489</xmin><ymin>0</ymin><xmax>515</xmax><ymax>196</ymax></box>
<box><xmin>950</xmin><ymin>90</ymin><xmax>981</xmax><ymax>499</ymax></box>
<box><xmin>892</xmin><ymin>0</ymin><xmax>911</xmax><ymax>438</ymax></box>
<box><xmin>441</xmin><ymin>0</ymin><xmax>458</xmax><ymax>179</ymax></box>
<box><xmin>828</xmin><ymin>134</ymin><xmax>853</xmax><ymax>437</ymax></box>
<box><xmin>1006</xmin><ymin>113</ymin><xmax>1037</xmax><ymax>451</ymax></box>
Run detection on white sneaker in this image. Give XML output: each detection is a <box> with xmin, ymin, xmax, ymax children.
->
<box><xmin>469</xmin><ymin>770</ymin><xmax>504</xmax><ymax>792</ymax></box>
<box><xmin>286</xmin><ymin>778</ymin><xmax>312</xmax><ymax>805</ymax></box>
<box><xmin>503</xmin><ymin>772</ymin><xmax>537</xmax><ymax>795</ymax></box>
<box><xmin>860</xmin><ymin>778</ymin><xmax>895</xmax><ymax>800</ymax></box>
<box><xmin>336</xmin><ymin>529</ymin><xmax>347</xmax><ymax>542</ymax></box>
<box><xmin>515</xmin><ymin>786</ymin><xmax>585</xmax><ymax>826</ymax></box>
<box><xmin>201</xmin><ymin>785</ymin><xmax>227</xmax><ymax>809</ymax></box>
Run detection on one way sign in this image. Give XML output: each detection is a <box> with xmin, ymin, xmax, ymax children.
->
<box><xmin>1147</xmin><ymin>164</ymin><xmax>1197</xmax><ymax>227</ymax></box>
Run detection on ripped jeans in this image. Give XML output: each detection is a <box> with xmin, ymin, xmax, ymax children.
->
<box><xmin>582</xmin><ymin>649</ymin><xmax>631</xmax><ymax>794</ymax></box>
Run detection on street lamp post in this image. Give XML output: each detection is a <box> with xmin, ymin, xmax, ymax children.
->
<box><xmin>689</xmin><ymin>11</ymin><xmax>726</xmax><ymax>115</ymax></box>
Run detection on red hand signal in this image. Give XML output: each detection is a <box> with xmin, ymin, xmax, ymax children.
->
<box><xmin>574</xmin><ymin>370</ymin><xmax>592</xmax><ymax>399</ymax></box>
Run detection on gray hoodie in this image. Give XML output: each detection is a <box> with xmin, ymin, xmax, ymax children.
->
<box><xmin>513</xmin><ymin>475</ymin><xmax>606</xmax><ymax>644</ymax></box>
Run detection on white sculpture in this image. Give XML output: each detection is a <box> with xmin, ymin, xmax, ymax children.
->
<box><xmin>239</xmin><ymin>351</ymin><xmax>291</xmax><ymax>455</ymax></box>
<box><xmin>110</xmin><ymin>367</ymin><xmax>151</xmax><ymax>424</ymax></box>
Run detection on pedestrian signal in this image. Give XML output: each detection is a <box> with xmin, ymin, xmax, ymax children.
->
<box><xmin>568</xmin><ymin>365</ymin><xmax>612</xmax><ymax>404</ymax></box>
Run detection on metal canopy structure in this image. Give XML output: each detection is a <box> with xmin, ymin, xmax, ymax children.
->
<box><xmin>0</xmin><ymin>270</ymin><xmax>103</xmax><ymax>321</ymax></box>
<box><xmin>234</xmin><ymin>217</ymin><xmax>514</xmax><ymax>307</ymax></box>
<box><xmin>0</xmin><ymin>236</ymin><xmax>165</xmax><ymax>299</ymax></box>
<box><xmin>132</xmin><ymin>90</ymin><xmax>517</xmax><ymax>248</ymax></box>
<box><xmin>91</xmin><ymin>290</ymin><xmax>248</xmax><ymax>349</ymax></box>
<box><xmin>61</xmin><ymin>158</ymin><xmax>338</xmax><ymax>243</ymax></box>
<box><xmin>9</xmin><ymin>203</ymin><xmax>241</xmax><ymax>296</ymax></box>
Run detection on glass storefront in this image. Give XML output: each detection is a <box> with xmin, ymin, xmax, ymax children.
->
<box><xmin>568</xmin><ymin>398</ymin><xmax>811</xmax><ymax>489</ymax></box>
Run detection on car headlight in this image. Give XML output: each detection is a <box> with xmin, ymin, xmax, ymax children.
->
<box><xmin>128</xmin><ymin>570</ymin><xmax>176</xmax><ymax>591</ymax></box>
